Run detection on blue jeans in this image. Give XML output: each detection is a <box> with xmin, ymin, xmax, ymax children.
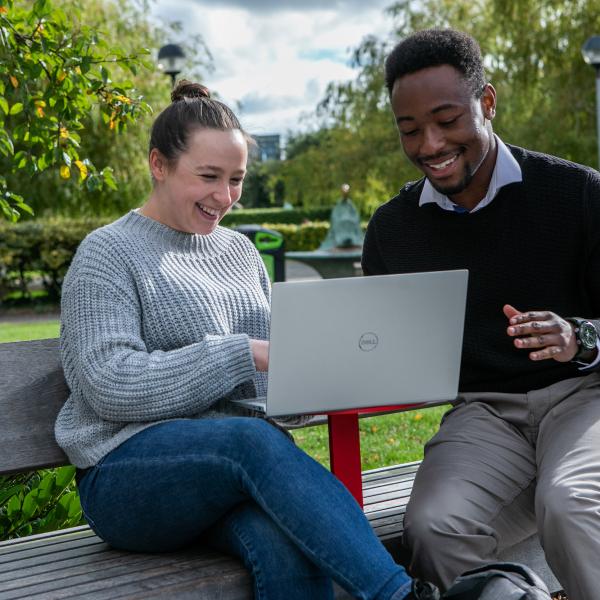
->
<box><xmin>77</xmin><ymin>418</ymin><xmax>412</xmax><ymax>600</ymax></box>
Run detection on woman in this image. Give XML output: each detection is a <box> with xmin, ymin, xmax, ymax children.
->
<box><xmin>55</xmin><ymin>80</ymin><xmax>415</xmax><ymax>600</ymax></box>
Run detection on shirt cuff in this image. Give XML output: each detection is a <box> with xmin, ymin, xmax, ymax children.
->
<box><xmin>575</xmin><ymin>338</ymin><xmax>600</xmax><ymax>370</ymax></box>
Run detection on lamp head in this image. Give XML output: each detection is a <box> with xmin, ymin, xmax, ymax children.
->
<box><xmin>582</xmin><ymin>36</ymin><xmax>600</xmax><ymax>69</ymax></box>
<box><xmin>158</xmin><ymin>43</ymin><xmax>186</xmax><ymax>77</ymax></box>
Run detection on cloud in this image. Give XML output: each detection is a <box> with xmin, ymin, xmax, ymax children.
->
<box><xmin>150</xmin><ymin>0</ymin><xmax>394</xmax><ymax>135</ymax></box>
<box><xmin>183</xmin><ymin>0</ymin><xmax>391</xmax><ymax>15</ymax></box>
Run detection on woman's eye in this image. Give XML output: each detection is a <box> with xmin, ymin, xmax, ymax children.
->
<box><xmin>401</xmin><ymin>129</ymin><xmax>418</xmax><ymax>137</ymax></box>
<box><xmin>200</xmin><ymin>174</ymin><xmax>217</xmax><ymax>180</ymax></box>
<box><xmin>231</xmin><ymin>178</ymin><xmax>244</xmax><ymax>185</ymax></box>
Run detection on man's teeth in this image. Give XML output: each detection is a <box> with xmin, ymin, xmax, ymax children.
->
<box><xmin>429</xmin><ymin>155</ymin><xmax>458</xmax><ymax>170</ymax></box>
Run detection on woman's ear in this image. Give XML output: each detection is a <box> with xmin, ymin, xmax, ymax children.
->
<box><xmin>149</xmin><ymin>148</ymin><xmax>168</xmax><ymax>182</ymax></box>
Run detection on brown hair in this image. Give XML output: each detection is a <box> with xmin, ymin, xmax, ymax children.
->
<box><xmin>149</xmin><ymin>79</ymin><xmax>247</xmax><ymax>163</ymax></box>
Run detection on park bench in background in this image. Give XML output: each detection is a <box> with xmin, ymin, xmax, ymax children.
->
<box><xmin>0</xmin><ymin>339</ymin><xmax>560</xmax><ymax>598</ymax></box>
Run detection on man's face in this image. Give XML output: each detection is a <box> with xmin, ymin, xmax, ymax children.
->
<box><xmin>390</xmin><ymin>64</ymin><xmax>496</xmax><ymax>201</ymax></box>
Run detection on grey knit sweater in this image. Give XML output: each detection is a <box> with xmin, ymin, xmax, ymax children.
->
<box><xmin>55</xmin><ymin>210</ymin><xmax>272</xmax><ymax>468</ymax></box>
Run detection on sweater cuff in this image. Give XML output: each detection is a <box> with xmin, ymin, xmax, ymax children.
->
<box><xmin>206</xmin><ymin>333</ymin><xmax>257</xmax><ymax>388</ymax></box>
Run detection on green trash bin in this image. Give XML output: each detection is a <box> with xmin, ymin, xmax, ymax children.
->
<box><xmin>235</xmin><ymin>225</ymin><xmax>285</xmax><ymax>282</ymax></box>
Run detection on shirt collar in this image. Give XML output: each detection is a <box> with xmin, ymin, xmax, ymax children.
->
<box><xmin>419</xmin><ymin>136</ymin><xmax>522</xmax><ymax>213</ymax></box>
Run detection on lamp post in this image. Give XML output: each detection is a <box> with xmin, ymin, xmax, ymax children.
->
<box><xmin>157</xmin><ymin>43</ymin><xmax>186</xmax><ymax>88</ymax></box>
<box><xmin>582</xmin><ymin>35</ymin><xmax>600</xmax><ymax>171</ymax></box>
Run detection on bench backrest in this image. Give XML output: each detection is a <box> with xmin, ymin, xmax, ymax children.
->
<box><xmin>0</xmin><ymin>338</ymin><xmax>69</xmax><ymax>474</ymax></box>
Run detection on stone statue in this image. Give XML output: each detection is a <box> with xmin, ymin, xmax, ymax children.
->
<box><xmin>319</xmin><ymin>184</ymin><xmax>364</xmax><ymax>251</ymax></box>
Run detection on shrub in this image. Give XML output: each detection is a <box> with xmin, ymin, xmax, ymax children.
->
<box><xmin>0</xmin><ymin>467</ymin><xmax>84</xmax><ymax>540</ymax></box>
<box><xmin>0</xmin><ymin>212</ymin><xmax>341</xmax><ymax>302</ymax></box>
<box><xmin>221</xmin><ymin>206</ymin><xmax>332</xmax><ymax>226</ymax></box>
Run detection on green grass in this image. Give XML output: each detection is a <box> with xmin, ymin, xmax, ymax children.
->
<box><xmin>0</xmin><ymin>319</ymin><xmax>60</xmax><ymax>343</ymax></box>
<box><xmin>0</xmin><ymin>318</ymin><xmax>444</xmax><ymax>468</ymax></box>
<box><xmin>292</xmin><ymin>407</ymin><xmax>446</xmax><ymax>470</ymax></box>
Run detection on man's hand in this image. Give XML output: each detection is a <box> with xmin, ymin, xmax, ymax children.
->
<box><xmin>503</xmin><ymin>304</ymin><xmax>578</xmax><ymax>362</ymax></box>
<box><xmin>250</xmin><ymin>339</ymin><xmax>269</xmax><ymax>371</ymax></box>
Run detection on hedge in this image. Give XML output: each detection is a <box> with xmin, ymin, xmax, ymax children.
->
<box><xmin>221</xmin><ymin>206</ymin><xmax>332</xmax><ymax>226</ymax></box>
<box><xmin>0</xmin><ymin>214</ymin><xmax>334</xmax><ymax>303</ymax></box>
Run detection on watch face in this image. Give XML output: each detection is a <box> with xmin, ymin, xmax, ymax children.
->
<box><xmin>579</xmin><ymin>321</ymin><xmax>597</xmax><ymax>350</ymax></box>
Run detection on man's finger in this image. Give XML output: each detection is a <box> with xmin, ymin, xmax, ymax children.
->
<box><xmin>529</xmin><ymin>346</ymin><xmax>564</xmax><ymax>361</ymax></box>
<box><xmin>509</xmin><ymin>310</ymin><xmax>552</xmax><ymax>325</ymax></box>
<box><xmin>508</xmin><ymin>321</ymin><xmax>560</xmax><ymax>337</ymax></box>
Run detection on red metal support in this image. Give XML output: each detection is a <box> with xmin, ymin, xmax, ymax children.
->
<box><xmin>328</xmin><ymin>412</ymin><xmax>363</xmax><ymax>507</ymax></box>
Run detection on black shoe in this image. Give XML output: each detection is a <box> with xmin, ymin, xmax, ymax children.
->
<box><xmin>404</xmin><ymin>579</ymin><xmax>441</xmax><ymax>600</ymax></box>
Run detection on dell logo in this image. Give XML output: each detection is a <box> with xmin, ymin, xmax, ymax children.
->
<box><xmin>359</xmin><ymin>332</ymin><xmax>378</xmax><ymax>352</ymax></box>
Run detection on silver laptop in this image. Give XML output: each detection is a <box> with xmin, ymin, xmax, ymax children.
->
<box><xmin>231</xmin><ymin>269</ymin><xmax>468</xmax><ymax>417</ymax></box>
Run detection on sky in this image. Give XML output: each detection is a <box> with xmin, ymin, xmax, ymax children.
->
<box><xmin>149</xmin><ymin>0</ymin><xmax>395</xmax><ymax>140</ymax></box>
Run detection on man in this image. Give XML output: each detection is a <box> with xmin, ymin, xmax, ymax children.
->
<box><xmin>362</xmin><ymin>28</ymin><xmax>600</xmax><ymax>600</ymax></box>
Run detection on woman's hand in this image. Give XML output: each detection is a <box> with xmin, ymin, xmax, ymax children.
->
<box><xmin>250</xmin><ymin>339</ymin><xmax>269</xmax><ymax>371</ymax></box>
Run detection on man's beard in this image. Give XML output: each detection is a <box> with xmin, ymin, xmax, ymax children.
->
<box><xmin>428</xmin><ymin>163</ymin><xmax>474</xmax><ymax>197</ymax></box>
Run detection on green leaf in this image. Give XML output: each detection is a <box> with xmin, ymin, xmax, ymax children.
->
<box><xmin>22</xmin><ymin>490</ymin><xmax>39</xmax><ymax>520</ymax></box>
<box><xmin>55</xmin><ymin>466</ymin><xmax>75</xmax><ymax>489</ymax></box>
<box><xmin>9</xmin><ymin>102</ymin><xmax>23</xmax><ymax>115</ymax></box>
<box><xmin>0</xmin><ymin>97</ymin><xmax>8</xmax><ymax>115</ymax></box>
<box><xmin>0</xmin><ymin>484</ymin><xmax>21</xmax><ymax>506</ymax></box>
<box><xmin>6</xmin><ymin>494</ymin><xmax>21</xmax><ymax>517</ymax></box>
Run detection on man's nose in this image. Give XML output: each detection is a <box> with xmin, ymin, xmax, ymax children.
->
<box><xmin>419</xmin><ymin>126</ymin><xmax>445</xmax><ymax>158</ymax></box>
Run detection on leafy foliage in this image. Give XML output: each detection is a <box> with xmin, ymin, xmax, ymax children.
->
<box><xmin>0</xmin><ymin>467</ymin><xmax>83</xmax><ymax>540</ymax></box>
<box><xmin>0</xmin><ymin>0</ymin><xmax>153</xmax><ymax>221</ymax></box>
<box><xmin>281</xmin><ymin>0</ymin><xmax>600</xmax><ymax>213</ymax></box>
<box><xmin>0</xmin><ymin>211</ymin><xmax>338</xmax><ymax>305</ymax></box>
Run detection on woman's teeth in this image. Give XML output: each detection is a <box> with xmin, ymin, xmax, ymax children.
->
<box><xmin>197</xmin><ymin>204</ymin><xmax>218</xmax><ymax>217</ymax></box>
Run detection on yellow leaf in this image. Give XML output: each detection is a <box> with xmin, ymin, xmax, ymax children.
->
<box><xmin>75</xmin><ymin>160</ymin><xmax>87</xmax><ymax>180</ymax></box>
<box><xmin>57</xmin><ymin>71</ymin><xmax>66</xmax><ymax>83</ymax></box>
<box><xmin>59</xmin><ymin>127</ymin><xmax>69</xmax><ymax>139</ymax></box>
<box><xmin>413</xmin><ymin>413</ymin><xmax>423</xmax><ymax>421</ymax></box>
<box><xmin>0</xmin><ymin>6</ymin><xmax>7</xmax><ymax>14</ymax></box>
<box><xmin>60</xmin><ymin>165</ymin><xmax>70</xmax><ymax>179</ymax></box>
<box><xmin>9</xmin><ymin>75</ymin><xmax>18</xmax><ymax>88</ymax></box>
<box><xmin>370</xmin><ymin>425</ymin><xmax>378</xmax><ymax>433</ymax></box>
<box><xmin>36</xmin><ymin>106</ymin><xmax>44</xmax><ymax>117</ymax></box>
<box><xmin>74</xmin><ymin>66</ymin><xmax>81</xmax><ymax>75</ymax></box>
<box><xmin>109</xmin><ymin>120</ymin><xmax>115</xmax><ymax>131</ymax></box>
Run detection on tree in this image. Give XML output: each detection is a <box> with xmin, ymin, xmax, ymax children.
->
<box><xmin>0</xmin><ymin>0</ymin><xmax>154</xmax><ymax>221</ymax></box>
<box><xmin>282</xmin><ymin>0</ymin><xmax>600</xmax><ymax>216</ymax></box>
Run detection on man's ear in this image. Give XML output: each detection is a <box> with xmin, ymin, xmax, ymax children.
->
<box><xmin>480</xmin><ymin>83</ymin><xmax>497</xmax><ymax>121</ymax></box>
<box><xmin>149</xmin><ymin>148</ymin><xmax>168</xmax><ymax>181</ymax></box>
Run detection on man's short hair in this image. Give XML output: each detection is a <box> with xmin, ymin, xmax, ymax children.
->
<box><xmin>384</xmin><ymin>28</ymin><xmax>486</xmax><ymax>97</ymax></box>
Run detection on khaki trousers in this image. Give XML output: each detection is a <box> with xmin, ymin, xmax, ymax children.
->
<box><xmin>403</xmin><ymin>372</ymin><xmax>600</xmax><ymax>600</ymax></box>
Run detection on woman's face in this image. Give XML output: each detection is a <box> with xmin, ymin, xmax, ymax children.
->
<box><xmin>149</xmin><ymin>128</ymin><xmax>248</xmax><ymax>235</ymax></box>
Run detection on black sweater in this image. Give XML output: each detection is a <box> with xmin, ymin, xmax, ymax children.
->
<box><xmin>362</xmin><ymin>145</ymin><xmax>600</xmax><ymax>394</ymax></box>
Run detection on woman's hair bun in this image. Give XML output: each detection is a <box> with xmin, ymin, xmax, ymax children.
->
<box><xmin>171</xmin><ymin>80</ymin><xmax>211</xmax><ymax>103</ymax></box>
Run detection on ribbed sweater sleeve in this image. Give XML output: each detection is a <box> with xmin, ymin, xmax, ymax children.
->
<box><xmin>61</xmin><ymin>276</ymin><xmax>255</xmax><ymax>422</ymax></box>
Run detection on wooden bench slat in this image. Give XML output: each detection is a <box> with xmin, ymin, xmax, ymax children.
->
<box><xmin>0</xmin><ymin>551</ymin><xmax>250</xmax><ymax>600</ymax></box>
<box><xmin>0</xmin><ymin>339</ymin><xmax>69</xmax><ymax>473</ymax></box>
<box><xmin>0</xmin><ymin>547</ymin><xmax>238</xmax><ymax>598</ymax></box>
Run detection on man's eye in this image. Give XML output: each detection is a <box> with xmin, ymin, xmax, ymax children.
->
<box><xmin>200</xmin><ymin>174</ymin><xmax>217</xmax><ymax>180</ymax></box>
<box><xmin>440</xmin><ymin>117</ymin><xmax>459</xmax><ymax>126</ymax></box>
<box><xmin>400</xmin><ymin>129</ymin><xmax>418</xmax><ymax>137</ymax></box>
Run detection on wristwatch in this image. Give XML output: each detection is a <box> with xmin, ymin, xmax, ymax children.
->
<box><xmin>566</xmin><ymin>317</ymin><xmax>598</xmax><ymax>362</ymax></box>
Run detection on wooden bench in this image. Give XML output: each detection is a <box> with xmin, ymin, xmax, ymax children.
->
<box><xmin>0</xmin><ymin>339</ymin><xmax>560</xmax><ymax>598</ymax></box>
